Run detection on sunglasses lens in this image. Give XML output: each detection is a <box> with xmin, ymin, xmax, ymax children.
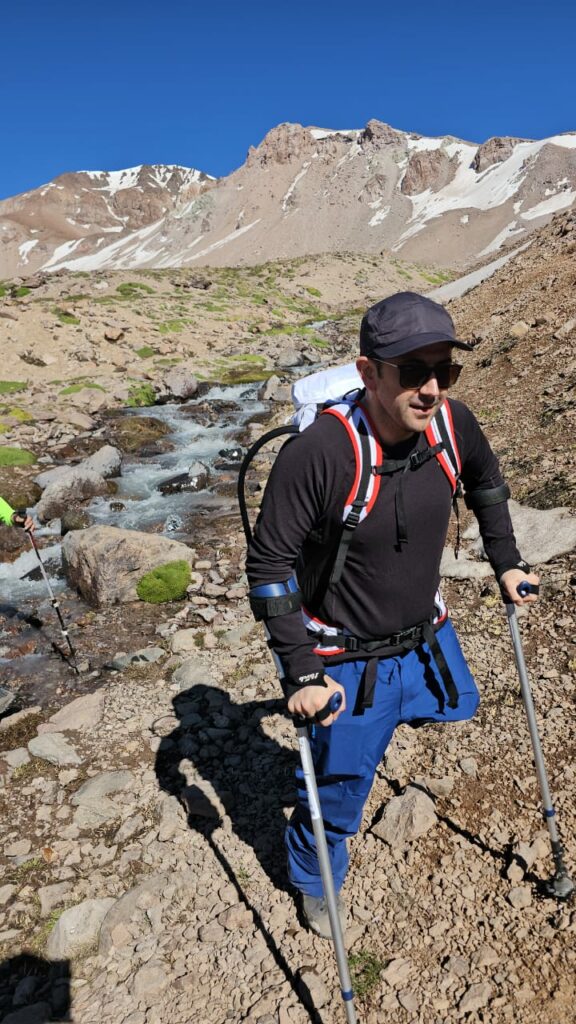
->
<box><xmin>398</xmin><ymin>363</ymin><xmax>462</xmax><ymax>388</ymax></box>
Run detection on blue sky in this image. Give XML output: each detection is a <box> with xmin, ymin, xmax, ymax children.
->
<box><xmin>2</xmin><ymin>0</ymin><xmax>575</xmax><ymax>199</ymax></box>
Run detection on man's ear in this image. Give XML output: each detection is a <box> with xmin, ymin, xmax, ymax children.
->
<box><xmin>356</xmin><ymin>356</ymin><xmax>378</xmax><ymax>392</ymax></box>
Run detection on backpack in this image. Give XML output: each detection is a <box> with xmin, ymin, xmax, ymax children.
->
<box><xmin>238</xmin><ymin>361</ymin><xmax>462</xmax><ymax>560</ymax></box>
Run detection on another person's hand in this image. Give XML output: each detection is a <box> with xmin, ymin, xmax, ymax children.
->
<box><xmin>287</xmin><ymin>675</ymin><xmax>345</xmax><ymax>727</ymax></box>
<box><xmin>11</xmin><ymin>512</ymin><xmax>35</xmax><ymax>533</ymax></box>
<box><xmin>500</xmin><ymin>568</ymin><xmax>540</xmax><ymax>606</ymax></box>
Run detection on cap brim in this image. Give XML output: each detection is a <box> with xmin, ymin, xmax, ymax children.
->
<box><xmin>365</xmin><ymin>331</ymin><xmax>473</xmax><ymax>359</ymax></box>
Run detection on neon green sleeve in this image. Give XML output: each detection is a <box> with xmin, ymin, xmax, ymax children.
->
<box><xmin>0</xmin><ymin>495</ymin><xmax>16</xmax><ymax>525</ymax></box>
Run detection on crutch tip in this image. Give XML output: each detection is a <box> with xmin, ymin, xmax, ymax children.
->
<box><xmin>545</xmin><ymin>873</ymin><xmax>575</xmax><ymax>901</ymax></box>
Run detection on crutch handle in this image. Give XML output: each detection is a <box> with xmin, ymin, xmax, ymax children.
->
<box><xmin>517</xmin><ymin>581</ymin><xmax>539</xmax><ymax>597</ymax></box>
<box><xmin>293</xmin><ymin>692</ymin><xmax>342</xmax><ymax>727</ymax></box>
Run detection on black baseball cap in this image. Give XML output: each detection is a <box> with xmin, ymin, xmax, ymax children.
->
<box><xmin>360</xmin><ymin>292</ymin><xmax>472</xmax><ymax>359</ymax></box>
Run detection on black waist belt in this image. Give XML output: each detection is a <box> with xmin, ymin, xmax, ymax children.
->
<box><xmin>308</xmin><ymin>618</ymin><xmax>459</xmax><ymax>715</ymax></box>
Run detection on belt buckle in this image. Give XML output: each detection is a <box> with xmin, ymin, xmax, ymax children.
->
<box><xmin>345</xmin><ymin>636</ymin><xmax>359</xmax><ymax>652</ymax></box>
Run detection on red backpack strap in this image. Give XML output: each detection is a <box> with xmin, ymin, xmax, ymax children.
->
<box><xmin>425</xmin><ymin>399</ymin><xmax>461</xmax><ymax>494</ymax></box>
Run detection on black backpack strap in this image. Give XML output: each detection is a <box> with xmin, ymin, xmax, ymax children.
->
<box><xmin>422</xmin><ymin>620</ymin><xmax>459</xmax><ymax>710</ymax></box>
<box><xmin>328</xmin><ymin>422</ymin><xmax>372</xmax><ymax>586</ymax></box>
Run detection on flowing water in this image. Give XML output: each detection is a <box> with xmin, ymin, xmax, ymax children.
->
<box><xmin>0</xmin><ymin>381</ymin><xmax>267</xmax><ymax>703</ymax></box>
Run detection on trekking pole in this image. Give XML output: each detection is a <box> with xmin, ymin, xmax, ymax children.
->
<box><xmin>506</xmin><ymin>581</ymin><xmax>574</xmax><ymax>899</ymax></box>
<box><xmin>295</xmin><ymin>692</ymin><xmax>358</xmax><ymax>1023</ymax></box>
<box><xmin>26</xmin><ymin>531</ymin><xmax>81</xmax><ymax>675</ymax></box>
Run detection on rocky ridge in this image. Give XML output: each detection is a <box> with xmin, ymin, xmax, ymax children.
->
<box><xmin>2</xmin><ymin>121</ymin><xmax>576</xmax><ymax>277</ymax></box>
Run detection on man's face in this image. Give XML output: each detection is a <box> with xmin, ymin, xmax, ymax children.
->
<box><xmin>357</xmin><ymin>341</ymin><xmax>455</xmax><ymax>443</ymax></box>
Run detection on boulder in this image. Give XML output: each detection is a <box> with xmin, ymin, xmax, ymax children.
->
<box><xmin>62</xmin><ymin>525</ymin><xmax>195</xmax><ymax>606</ymax></box>
<box><xmin>469</xmin><ymin>500</ymin><xmax>576</xmax><ymax>565</ymax></box>
<box><xmin>38</xmin><ymin>691</ymin><xmax>104</xmax><ymax>734</ymax></box>
<box><xmin>36</xmin><ymin>470</ymin><xmax>109</xmax><ymax>523</ymax></box>
<box><xmin>35</xmin><ymin>445</ymin><xmax>121</xmax><ymax>489</ymax></box>
<box><xmin>46</xmin><ymin>897</ymin><xmax>116</xmax><ymax>959</ymax></box>
<box><xmin>161</xmin><ymin>367</ymin><xmax>199</xmax><ymax>401</ymax></box>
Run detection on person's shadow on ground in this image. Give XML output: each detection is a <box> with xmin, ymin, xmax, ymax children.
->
<box><xmin>0</xmin><ymin>953</ymin><xmax>71</xmax><ymax>1021</ymax></box>
<box><xmin>154</xmin><ymin>683</ymin><xmax>298</xmax><ymax>891</ymax></box>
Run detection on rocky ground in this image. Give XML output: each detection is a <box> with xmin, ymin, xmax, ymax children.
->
<box><xmin>0</xmin><ymin>217</ymin><xmax>575</xmax><ymax>1023</ymax></box>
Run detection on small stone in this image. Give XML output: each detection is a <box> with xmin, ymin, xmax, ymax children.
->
<box><xmin>5</xmin><ymin>839</ymin><xmax>32</xmax><ymax>858</ymax></box>
<box><xmin>218</xmin><ymin>903</ymin><xmax>254</xmax><ymax>930</ymax></box>
<box><xmin>198</xmin><ymin>920</ymin><xmax>226</xmax><ymax>942</ymax></box>
<box><xmin>458</xmin><ymin>981</ymin><xmax>493</xmax><ymax>1013</ymax></box>
<box><xmin>459</xmin><ymin>757</ymin><xmax>478</xmax><ymax>777</ymax></box>
<box><xmin>2</xmin><ymin>747</ymin><xmax>30</xmax><ymax>768</ymax></box>
<box><xmin>28</xmin><ymin>733</ymin><xmax>82</xmax><ymax>766</ymax></box>
<box><xmin>382</xmin><ymin>957</ymin><xmax>413</xmax><ymax>987</ymax></box>
<box><xmin>133</xmin><ymin>961</ymin><xmax>169</xmax><ymax>1004</ymax></box>
<box><xmin>0</xmin><ymin>884</ymin><xmax>16</xmax><ymax>906</ymax></box>
<box><xmin>297</xmin><ymin>968</ymin><xmax>329</xmax><ymax>1009</ymax></box>
<box><xmin>508</xmin><ymin>886</ymin><xmax>532</xmax><ymax>910</ymax></box>
<box><xmin>38</xmin><ymin>882</ymin><xmax>73</xmax><ymax>918</ymax></box>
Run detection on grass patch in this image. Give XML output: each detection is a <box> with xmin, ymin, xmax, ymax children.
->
<box><xmin>349</xmin><ymin>950</ymin><xmax>385</xmax><ymax>1000</ymax></box>
<box><xmin>137</xmin><ymin>560</ymin><xmax>191</xmax><ymax>603</ymax></box>
<box><xmin>305</xmin><ymin>286</ymin><xmax>322</xmax><ymax>297</ymax></box>
<box><xmin>1</xmin><ymin>712</ymin><xmax>44</xmax><ymax>751</ymax></box>
<box><xmin>0</xmin><ymin>381</ymin><xmax>27</xmax><ymax>395</ymax></box>
<box><xmin>116</xmin><ymin>282</ymin><xmax>155</xmax><ymax>297</ymax></box>
<box><xmin>157</xmin><ymin>319</ymin><xmax>187</xmax><ymax>334</ymax></box>
<box><xmin>0</xmin><ymin>405</ymin><xmax>33</xmax><ymax>423</ymax></box>
<box><xmin>154</xmin><ymin>357</ymin><xmax>182</xmax><ymax>366</ymax></box>
<box><xmin>52</xmin><ymin>306</ymin><xmax>80</xmax><ymax>325</ymax></box>
<box><xmin>0</xmin><ymin>446</ymin><xmax>36</xmax><ymax>466</ymax></box>
<box><xmin>12</xmin><ymin>286</ymin><xmax>31</xmax><ymax>298</ymax></box>
<box><xmin>135</xmin><ymin>346</ymin><xmax>157</xmax><ymax>358</ymax></box>
<box><xmin>126</xmin><ymin>383</ymin><xmax>156</xmax><ymax>408</ymax></box>
<box><xmin>59</xmin><ymin>382</ymin><xmax>105</xmax><ymax>395</ymax></box>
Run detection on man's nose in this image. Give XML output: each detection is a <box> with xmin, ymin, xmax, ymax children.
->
<box><xmin>419</xmin><ymin>371</ymin><xmax>440</xmax><ymax>397</ymax></box>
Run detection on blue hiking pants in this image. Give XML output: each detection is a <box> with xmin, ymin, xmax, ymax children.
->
<box><xmin>286</xmin><ymin>619</ymin><xmax>479</xmax><ymax>897</ymax></box>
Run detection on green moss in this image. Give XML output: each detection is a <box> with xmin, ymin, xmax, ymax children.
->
<box><xmin>349</xmin><ymin>950</ymin><xmax>385</xmax><ymax>1000</ymax></box>
<box><xmin>116</xmin><ymin>282</ymin><xmax>155</xmax><ymax>297</ymax></box>
<box><xmin>136</xmin><ymin>560</ymin><xmax>191</xmax><ymax>603</ymax></box>
<box><xmin>59</xmin><ymin>382</ymin><xmax>105</xmax><ymax>395</ymax></box>
<box><xmin>0</xmin><ymin>381</ymin><xmax>27</xmax><ymax>395</ymax></box>
<box><xmin>305</xmin><ymin>286</ymin><xmax>322</xmax><ymax>297</ymax></box>
<box><xmin>0</xmin><ymin>446</ymin><xmax>37</xmax><ymax>466</ymax></box>
<box><xmin>126</xmin><ymin>383</ymin><xmax>156</xmax><ymax>407</ymax></box>
<box><xmin>52</xmin><ymin>306</ymin><xmax>80</xmax><ymax>325</ymax></box>
<box><xmin>154</xmin><ymin>357</ymin><xmax>182</xmax><ymax>366</ymax></box>
<box><xmin>135</xmin><ymin>346</ymin><xmax>157</xmax><ymax>358</ymax></box>
<box><xmin>158</xmin><ymin>319</ymin><xmax>187</xmax><ymax>334</ymax></box>
<box><xmin>12</xmin><ymin>286</ymin><xmax>31</xmax><ymax>297</ymax></box>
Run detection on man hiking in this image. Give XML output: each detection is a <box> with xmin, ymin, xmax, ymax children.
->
<box><xmin>246</xmin><ymin>291</ymin><xmax>539</xmax><ymax>937</ymax></box>
<box><xmin>0</xmin><ymin>496</ymin><xmax>34</xmax><ymax>533</ymax></box>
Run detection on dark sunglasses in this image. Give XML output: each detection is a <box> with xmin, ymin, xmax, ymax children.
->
<box><xmin>375</xmin><ymin>360</ymin><xmax>463</xmax><ymax>390</ymax></box>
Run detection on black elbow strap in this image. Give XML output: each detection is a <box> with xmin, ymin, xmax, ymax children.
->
<box><xmin>249</xmin><ymin>580</ymin><xmax>302</xmax><ymax>621</ymax></box>
<box><xmin>464</xmin><ymin>483</ymin><xmax>510</xmax><ymax>511</ymax></box>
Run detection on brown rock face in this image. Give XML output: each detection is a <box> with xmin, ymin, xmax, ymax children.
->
<box><xmin>401</xmin><ymin>149</ymin><xmax>458</xmax><ymax>195</ymax></box>
<box><xmin>361</xmin><ymin>120</ymin><xmax>403</xmax><ymax>146</ymax></box>
<box><xmin>472</xmin><ymin>136</ymin><xmax>524</xmax><ymax>172</ymax></box>
<box><xmin>246</xmin><ymin>122</ymin><xmax>315</xmax><ymax>167</ymax></box>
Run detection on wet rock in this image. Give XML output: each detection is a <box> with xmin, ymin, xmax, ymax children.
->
<box><xmin>28</xmin><ymin>732</ymin><xmax>82</xmax><ymax>766</ymax></box>
<box><xmin>0</xmin><ymin>686</ymin><xmax>17</xmax><ymax>716</ymax></box>
<box><xmin>157</xmin><ymin>461</ymin><xmax>209</xmax><ymax>495</ymax></box>
<box><xmin>36</xmin><ymin>470</ymin><xmax>110</xmax><ymax>523</ymax></box>
<box><xmin>60</xmin><ymin>507</ymin><xmax>92</xmax><ymax>534</ymax></box>
<box><xmin>46</xmin><ymin>897</ymin><xmax>116</xmax><ymax>959</ymax></box>
<box><xmin>161</xmin><ymin>368</ymin><xmax>199</xmax><ymax>401</ymax></box>
<box><xmin>372</xmin><ymin>786</ymin><xmax>437</xmax><ymax>848</ymax></box>
<box><xmin>62</xmin><ymin>525</ymin><xmax>195</xmax><ymax>606</ymax></box>
<box><xmin>104</xmin><ymin>414</ymin><xmax>170</xmax><ymax>454</ymax></box>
